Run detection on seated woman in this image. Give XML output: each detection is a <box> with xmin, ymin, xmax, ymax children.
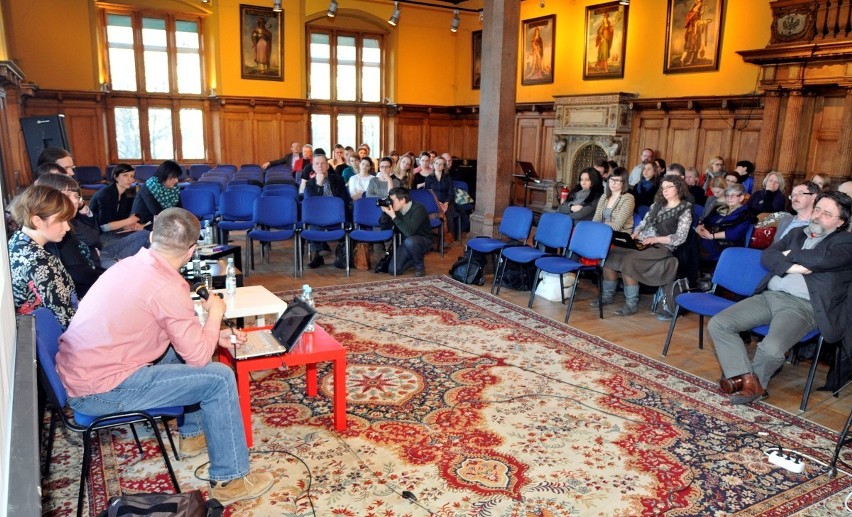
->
<box><xmin>702</xmin><ymin>156</ymin><xmax>726</xmax><ymax>197</ymax></box>
<box><xmin>632</xmin><ymin>162</ymin><xmax>660</xmax><ymax>210</ymax></box>
<box><xmin>348</xmin><ymin>157</ymin><xmax>375</xmax><ymax>201</ymax></box>
<box><xmin>810</xmin><ymin>173</ymin><xmax>829</xmax><ymax>193</ymax></box>
<box><xmin>395</xmin><ymin>154</ymin><xmax>414</xmax><ymax>189</ymax></box>
<box><xmin>367</xmin><ymin>157</ymin><xmax>400</xmax><ymax>198</ymax></box>
<box><xmin>88</xmin><ymin>163</ymin><xmax>148</xmax><ymax>244</ymax></box>
<box><xmin>131</xmin><ymin>160</ymin><xmax>182</xmax><ymax>225</ymax></box>
<box><xmin>685</xmin><ymin>167</ymin><xmax>707</xmax><ymax>207</ymax></box>
<box><xmin>559</xmin><ymin>167</ymin><xmax>603</xmax><ymax>221</ymax></box>
<box><xmin>701</xmin><ymin>176</ymin><xmax>727</xmax><ymax>223</ymax></box>
<box><xmin>600</xmin><ymin>175</ymin><xmax>693</xmax><ymax>316</ymax></box>
<box><xmin>412</xmin><ymin>152</ymin><xmax>432</xmax><ymax>189</ymax></box>
<box><xmin>424</xmin><ymin>154</ymin><xmax>458</xmax><ymax>241</ymax></box>
<box><xmin>341</xmin><ymin>153</ymin><xmax>359</xmax><ymax>186</ymax></box>
<box><xmin>8</xmin><ymin>185</ymin><xmax>78</xmax><ymax>328</ymax></box>
<box><xmin>695</xmin><ymin>183</ymin><xmax>754</xmax><ymax>265</ymax></box>
<box><xmin>747</xmin><ymin>171</ymin><xmax>786</xmax><ymax>215</ymax></box>
<box><xmin>593</xmin><ymin>166</ymin><xmax>635</xmax><ymax>233</ymax></box>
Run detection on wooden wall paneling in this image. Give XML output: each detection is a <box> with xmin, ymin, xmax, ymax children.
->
<box><xmin>539</xmin><ymin>116</ymin><xmax>556</xmax><ymax>181</ymax></box>
<box><xmin>252</xmin><ymin>112</ymin><xmax>281</xmax><ymax>162</ymax></box>
<box><xmin>1</xmin><ymin>85</ymin><xmax>30</xmax><ymax>190</ymax></box>
<box><xmin>730</xmin><ymin>116</ymin><xmax>762</xmax><ymax>166</ymax></box>
<box><xmin>427</xmin><ymin>116</ymin><xmax>451</xmax><ymax>154</ymax></box>
<box><xmin>463</xmin><ymin>119</ymin><xmax>478</xmax><ymax>160</ymax></box>
<box><xmin>515</xmin><ymin>117</ymin><xmax>541</xmax><ymax>168</ymax></box>
<box><xmin>64</xmin><ymin>108</ymin><xmax>106</xmax><ymax>168</ymax></box>
<box><xmin>449</xmin><ymin>121</ymin><xmax>465</xmax><ymax>159</ymax></box>
<box><xmin>395</xmin><ymin>114</ymin><xmax>425</xmax><ymax>155</ymax></box>
<box><xmin>279</xmin><ymin>112</ymin><xmax>309</xmax><ymax>158</ymax></box>
<box><xmin>632</xmin><ymin>115</ymin><xmax>667</xmax><ymax>163</ymax></box>
<box><xmin>696</xmin><ymin>117</ymin><xmax>734</xmax><ymax>170</ymax></box>
<box><xmin>665</xmin><ymin>116</ymin><xmax>698</xmax><ymax>169</ymax></box>
<box><xmin>220</xmin><ymin>110</ymin><xmax>253</xmax><ymax>166</ymax></box>
<box><xmin>807</xmin><ymin>94</ymin><xmax>844</xmax><ymax>177</ymax></box>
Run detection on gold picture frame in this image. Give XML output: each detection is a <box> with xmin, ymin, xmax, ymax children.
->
<box><xmin>240</xmin><ymin>4</ymin><xmax>283</xmax><ymax>81</ymax></box>
<box><xmin>583</xmin><ymin>2</ymin><xmax>629</xmax><ymax>80</ymax></box>
<box><xmin>521</xmin><ymin>15</ymin><xmax>555</xmax><ymax>86</ymax></box>
<box><xmin>472</xmin><ymin>30</ymin><xmax>482</xmax><ymax>90</ymax></box>
<box><xmin>664</xmin><ymin>0</ymin><xmax>725</xmax><ymax>74</ymax></box>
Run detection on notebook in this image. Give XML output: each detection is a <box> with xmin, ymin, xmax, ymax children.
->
<box><xmin>234</xmin><ymin>296</ymin><xmax>317</xmax><ymax>359</ymax></box>
<box><xmin>611</xmin><ymin>231</ymin><xmax>648</xmax><ymax>250</ymax></box>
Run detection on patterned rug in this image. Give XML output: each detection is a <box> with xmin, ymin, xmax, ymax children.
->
<box><xmin>42</xmin><ymin>276</ymin><xmax>852</xmax><ymax>516</ymax></box>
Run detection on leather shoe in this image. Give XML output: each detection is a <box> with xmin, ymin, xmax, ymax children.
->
<box><xmin>414</xmin><ymin>269</ymin><xmax>425</xmax><ymax>277</ymax></box>
<box><xmin>308</xmin><ymin>254</ymin><xmax>324</xmax><ymax>269</ymax></box>
<box><xmin>730</xmin><ymin>374</ymin><xmax>766</xmax><ymax>405</ymax></box>
<box><xmin>719</xmin><ymin>375</ymin><xmax>745</xmax><ymax>394</ymax></box>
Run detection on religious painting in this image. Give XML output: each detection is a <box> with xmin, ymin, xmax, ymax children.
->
<box><xmin>521</xmin><ymin>15</ymin><xmax>555</xmax><ymax>85</ymax></box>
<box><xmin>583</xmin><ymin>2</ymin><xmax>629</xmax><ymax>80</ymax></box>
<box><xmin>472</xmin><ymin>30</ymin><xmax>482</xmax><ymax>90</ymax></box>
<box><xmin>240</xmin><ymin>4</ymin><xmax>283</xmax><ymax>81</ymax></box>
<box><xmin>664</xmin><ymin>0</ymin><xmax>725</xmax><ymax>74</ymax></box>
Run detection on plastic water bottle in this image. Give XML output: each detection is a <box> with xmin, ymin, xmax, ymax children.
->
<box><xmin>191</xmin><ymin>248</ymin><xmax>201</xmax><ymax>273</ymax></box>
<box><xmin>225</xmin><ymin>257</ymin><xmax>237</xmax><ymax>294</ymax></box>
<box><xmin>302</xmin><ymin>284</ymin><xmax>315</xmax><ymax>332</ymax></box>
<box><xmin>203</xmin><ymin>220</ymin><xmax>213</xmax><ymax>245</ymax></box>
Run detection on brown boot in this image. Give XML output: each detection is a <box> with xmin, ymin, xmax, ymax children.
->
<box><xmin>719</xmin><ymin>375</ymin><xmax>745</xmax><ymax>394</ymax></box>
<box><xmin>730</xmin><ymin>374</ymin><xmax>766</xmax><ymax>405</ymax></box>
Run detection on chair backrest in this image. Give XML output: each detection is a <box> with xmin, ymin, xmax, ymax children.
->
<box><xmin>254</xmin><ymin>196</ymin><xmax>298</xmax><ymax>228</ymax></box>
<box><xmin>240</xmin><ymin>164</ymin><xmax>261</xmax><ymax>170</ymax></box>
<box><xmin>452</xmin><ymin>180</ymin><xmax>469</xmax><ymax>192</ymax></box>
<box><xmin>33</xmin><ymin>308</ymin><xmax>69</xmax><ymax>409</ymax></box>
<box><xmin>215</xmin><ymin>164</ymin><xmax>238</xmax><ymax>172</ymax></box>
<box><xmin>568</xmin><ymin>221</ymin><xmax>614</xmax><ymax>261</ymax></box>
<box><xmin>301</xmin><ymin>196</ymin><xmax>346</xmax><ymax>227</ymax></box>
<box><xmin>219</xmin><ymin>190</ymin><xmax>260</xmax><ymax>221</ymax></box>
<box><xmin>352</xmin><ymin>197</ymin><xmax>384</xmax><ymax>228</ymax></box>
<box><xmin>409</xmin><ymin>189</ymin><xmax>439</xmax><ymax>215</ymax></box>
<box><xmin>197</xmin><ymin>176</ymin><xmax>227</xmax><ymax>192</ymax></box>
<box><xmin>188</xmin><ymin>164</ymin><xmax>212</xmax><ymax>180</ymax></box>
<box><xmin>180</xmin><ymin>189</ymin><xmax>217</xmax><ymax>218</ymax></box>
<box><xmin>75</xmin><ymin>165</ymin><xmax>104</xmax><ymax>184</ymax></box>
<box><xmin>134</xmin><ymin>165</ymin><xmax>158</xmax><ymax>182</ymax></box>
<box><xmin>534</xmin><ymin>212</ymin><xmax>573</xmax><ymax>251</ymax></box>
<box><xmin>636</xmin><ymin>205</ymin><xmax>650</xmax><ymax>220</ymax></box>
<box><xmin>712</xmin><ymin>247</ymin><xmax>768</xmax><ymax>296</ymax></box>
<box><xmin>497</xmin><ymin>206</ymin><xmax>534</xmax><ymax>243</ymax></box>
<box><xmin>266</xmin><ymin>164</ymin><xmax>292</xmax><ymax>174</ymax></box>
<box><xmin>743</xmin><ymin>224</ymin><xmax>755</xmax><ymax>248</ymax></box>
<box><xmin>693</xmin><ymin>204</ymin><xmax>704</xmax><ymax>222</ymax></box>
<box><xmin>262</xmin><ymin>186</ymin><xmax>299</xmax><ymax>201</ymax></box>
<box><xmin>226</xmin><ymin>183</ymin><xmax>262</xmax><ymax>195</ymax></box>
<box><xmin>185</xmin><ymin>181</ymin><xmax>223</xmax><ymax>200</ymax></box>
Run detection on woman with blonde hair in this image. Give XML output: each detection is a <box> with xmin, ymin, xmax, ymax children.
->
<box><xmin>747</xmin><ymin>171</ymin><xmax>786</xmax><ymax>215</ymax></box>
<box><xmin>702</xmin><ymin>156</ymin><xmax>726</xmax><ymax>196</ymax></box>
<box><xmin>8</xmin><ymin>185</ymin><xmax>78</xmax><ymax>327</ymax></box>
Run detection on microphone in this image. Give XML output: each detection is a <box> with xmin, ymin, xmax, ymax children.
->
<box><xmin>194</xmin><ymin>284</ymin><xmax>239</xmax><ymax>355</ymax></box>
<box><xmin>194</xmin><ymin>284</ymin><xmax>223</xmax><ymax>300</ymax></box>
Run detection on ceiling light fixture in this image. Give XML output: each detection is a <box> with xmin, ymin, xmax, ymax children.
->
<box><xmin>619</xmin><ymin>0</ymin><xmax>630</xmax><ymax>5</ymax></box>
<box><xmin>327</xmin><ymin>0</ymin><xmax>338</xmax><ymax>18</ymax></box>
<box><xmin>539</xmin><ymin>0</ymin><xmax>545</xmax><ymax>7</ymax></box>
<box><xmin>450</xmin><ymin>9</ymin><xmax>460</xmax><ymax>32</ymax></box>
<box><xmin>272</xmin><ymin>0</ymin><xmax>282</xmax><ymax>12</ymax></box>
<box><xmin>388</xmin><ymin>2</ymin><xmax>401</xmax><ymax>26</ymax></box>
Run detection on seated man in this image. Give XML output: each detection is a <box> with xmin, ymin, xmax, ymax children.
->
<box><xmin>709</xmin><ymin>191</ymin><xmax>852</xmax><ymax>404</ymax></box>
<box><xmin>379</xmin><ymin>186</ymin><xmax>433</xmax><ymax>277</ymax></box>
<box><xmin>56</xmin><ymin>207</ymin><xmax>274</xmax><ymax>505</ymax></box>
<box><xmin>304</xmin><ymin>151</ymin><xmax>348</xmax><ymax>268</ymax></box>
<box><xmin>774</xmin><ymin>181</ymin><xmax>820</xmax><ymax>242</ymax></box>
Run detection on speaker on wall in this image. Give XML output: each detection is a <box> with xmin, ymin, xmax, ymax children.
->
<box><xmin>20</xmin><ymin>114</ymin><xmax>70</xmax><ymax>173</ymax></box>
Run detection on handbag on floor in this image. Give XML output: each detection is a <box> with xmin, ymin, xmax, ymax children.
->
<box><xmin>97</xmin><ymin>491</ymin><xmax>223</xmax><ymax>517</ymax></box>
<box><xmin>353</xmin><ymin>242</ymin><xmax>371</xmax><ymax>271</ymax></box>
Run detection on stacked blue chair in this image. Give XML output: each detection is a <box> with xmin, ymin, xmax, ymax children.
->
<box><xmin>494</xmin><ymin>212</ymin><xmax>573</xmax><ymax>295</ymax></box>
<box><xmin>409</xmin><ymin>188</ymin><xmax>446</xmax><ymax>257</ymax></box>
<box><xmin>266</xmin><ymin>164</ymin><xmax>291</xmax><ymax>175</ymax></box>
<box><xmin>466</xmin><ymin>206</ymin><xmax>534</xmax><ymax>284</ymax></box>
<box><xmin>226</xmin><ymin>183</ymin><xmax>262</xmax><ymax>196</ymax></box>
<box><xmin>197</xmin><ymin>175</ymin><xmax>227</xmax><ymax>192</ymax></box>
<box><xmin>299</xmin><ymin>196</ymin><xmax>349</xmax><ymax>277</ymax></box>
<box><xmin>134</xmin><ymin>164</ymin><xmax>158</xmax><ymax>183</ymax></box>
<box><xmin>246</xmin><ymin>196</ymin><xmax>299</xmax><ymax>278</ymax></box>
<box><xmin>34</xmin><ymin>309</ymin><xmax>181</xmax><ymax>517</ymax></box>
<box><xmin>529</xmin><ymin>221</ymin><xmax>613</xmax><ymax>322</ymax></box>
<box><xmin>75</xmin><ymin>166</ymin><xmax>107</xmax><ymax>190</ymax></box>
<box><xmin>188</xmin><ymin>164</ymin><xmax>211</xmax><ymax>181</ymax></box>
<box><xmin>216</xmin><ymin>189</ymin><xmax>260</xmax><ymax>244</ymax></box>
<box><xmin>349</xmin><ymin>197</ymin><xmax>397</xmax><ymax>276</ymax></box>
<box><xmin>215</xmin><ymin>164</ymin><xmax>238</xmax><ymax>173</ymax></box>
<box><xmin>662</xmin><ymin>247</ymin><xmax>767</xmax><ymax>356</ymax></box>
<box><xmin>240</xmin><ymin>164</ymin><xmax>262</xmax><ymax>170</ymax></box>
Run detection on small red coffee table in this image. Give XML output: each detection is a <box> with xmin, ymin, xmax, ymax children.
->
<box><xmin>217</xmin><ymin>325</ymin><xmax>347</xmax><ymax>447</ymax></box>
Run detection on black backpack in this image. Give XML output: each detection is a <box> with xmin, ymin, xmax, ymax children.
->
<box><xmin>449</xmin><ymin>248</ymin><xmax>486</xmax><ymax>285</ymax></box>
<box><xmin>499</xmin><ymin>260</ymin><xmax>536</xmax><ymax>291</ymax></box>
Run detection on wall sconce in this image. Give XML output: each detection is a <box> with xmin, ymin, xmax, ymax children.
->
<box><xmin>100</xmin><ymin>82</ymin><xmax>110</xmax><ymax>93</ymax></box>
<box><xmin>327</xmin><ymin>0</ymin><xmax>338</xmax><ymax>18</ymax></box>
<box><xmin>388</xmin><ymin>2</ymin><xmax>400</xmax><ymax>26</ymax></box>
<box><xmin>272</xmin><ymin>0</ymin><xmax>282</xmax><ymax>12</ymax></box>
<box><xmin>450</xmin><ymin>10</ymin><xmax>460</xmax><ymax>32</ymax></box>
<box><xmin>619</xmin><ymin>0</ymin><xmax>629</xmax><ymax>5</ymax></box>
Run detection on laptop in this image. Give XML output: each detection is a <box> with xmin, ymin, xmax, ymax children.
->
<box><xmin>235</xmin><ymin>296</ymin><xmax>317</xmax><ymax>359</ymax></box>
<box><xmin>611</xmin><ymin>231</ymin><xmax>648</xmax><ymax>250</ymax></box>
<box><xmin>515</xmin><ymin>161</ymin><xmax>541</xmax><ymax>183</ymax></box>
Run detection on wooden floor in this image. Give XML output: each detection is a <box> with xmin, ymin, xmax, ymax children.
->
<box><xmin>238</xmin><ymin>235</ymin><xmax>851</xmax><ymax>434</ymax></box>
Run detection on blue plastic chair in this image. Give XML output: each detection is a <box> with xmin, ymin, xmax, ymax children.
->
<box><xmin>197</xmin><ymin>175</ymin><xmax>227</xmax><ymax>192</ymax></box>
<box><xmin>409</xmin><ymin>189</ymin><xmax>446</xmax><ymax>257</ymax></box>
<box><xmin>299</xmin><ymin>196</ymin><xmax>350</xmax><ymax>276</ymax></box>
<box><xmin>214</xmin><ymin>164</ymin><xmax>238</xmax><ymax>173</ymax></box>
<box><xmin>744</xmin><ymin>224</ymin><xmax>755</xmax><ymax>248</ymax></box>
<box><xmin>34</xmin><ymin>309</ymin><xmax>181</xmax><ymax>517</ymax></box>
<box><xmin>529</xmin><ymin>221</ymin><xmax>614</xmax><ymax>323</ymax></box>
<box><xmin>188</xmin><ymin>164</ymin><xmax>211</xmax><ymax>180</ymax></box>
<box><xmin>240</xmin><ymin>164</ymin><xmax>262</xmax><ymax>170</ymax></box>
<box><xmin>226</xmin><ymin>183</ymin><xmax>262</xmax><ymax>195</ymax></box>
<box><xmin>466</xmin><ymin>206</ymin><xmax>534</xmax><ymax>283</ymax></box>
<box><xmin>246</xmin><ymin>196</ymin><xmax>299</xmax><ymax>278</ymax></box>
<box><xmin>134</xmin><ymin>164</ymin><xmax>157</xmax><ymax>183</ymax></box>
<box><xmin>494</xmin><ymin>212</ymin><xmax>573</xmax><ymax>295</ymax></box>
<box><xmin>264</xmin><ymin>175</ymin><xmax>298</xmax><ymax>186</ymax></box>
<box><xmin>750</xmin><ymin>326</ymin><xmax>824</xmax><ymax>411</ymax></box>
<box><xmin>180</xmin><ymin>188</ymin><xmax>217</xmax><ymax>224</ymax></box>
<box><xmin>349</xmin><ymin>198</ymin><xmax>397</xmax><ymax>276</ymax></box>
<box><xmin>266</xmin><ymin>164</ymin><xmax>292</xmax><ymax>175</ymax></box>
<box><xmin>217</xmin><ymin>189</ymin><xmax>260</xmax><ymax>244</ymax></box>
<box><xmin>662</xmin><ymin>247</ymin><xmax>768</xmax><ymax>356</ymax></box>
<box><xmin>75</xmin><ymin>165</ymin><xmax>106</xmax><ymax>190</ymax></box>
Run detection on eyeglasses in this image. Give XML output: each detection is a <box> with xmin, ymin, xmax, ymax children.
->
<box><xmin>62</xmin><ymin>189</ymin><xmax>82</xmax><ymax>200</ymax></box>
<box><xmin>608</xmin><ymin>177</ymin><xmax>623</xmax><ymax>183</ymax></box>
<box><xmin>724</xmin><ymin>193</ymin><xmax>743</xmax><ymax>198</ymax></box>
<box><xmin>661</xmin><ymin>185</ymin><xmax>677</xmax><ymax>191</ymax></box>
<box><xmin>789</xmin><ymin>193</ymin><xmax>815</xmax><ymax>200</ymax></box>
<box><xmin>812</xmin><ymin>206</ymin><xmax>837</xmax><ymax>219</ymax></box>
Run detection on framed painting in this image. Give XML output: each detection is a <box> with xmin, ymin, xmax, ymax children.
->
<box><xmin>521</xmin><ymin>15</ymin><xmax>555</xmax><ymax>85</ymax></box>
<box><xmin>240</xmin><ymin>4</ymin><xmax>283</xmax><ymax>81</ymax></box>
<box><xmin>472</xmin><ymin>30</ymin><xmax>482</xmax><ymax>90</ymax></box>
<box><xmin>583</xmin><ymin>2</ymin><xmax>628</xmax><ymax>80</ymax></box>
<box><xmin>664</xmin><ymin>0</ymin><xmax>725</xmax><ymax>74</ymax></box>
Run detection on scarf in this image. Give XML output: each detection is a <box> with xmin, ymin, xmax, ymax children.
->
<box><xmin>145</xmin><ymin>176</ymin><xmax>180</xmax><ymax>210</ymax></box>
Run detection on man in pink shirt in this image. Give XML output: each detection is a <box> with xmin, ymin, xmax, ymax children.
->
<box><xmin>57</xmin><ymin>207</ymin><xmax>273</xmax><ymax>506</ymax></box>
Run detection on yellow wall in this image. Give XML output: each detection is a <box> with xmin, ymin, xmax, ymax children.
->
<box><xmin>2</xmin><ymin>0</ymin><xmax>772</xmax><ymax>103</ymax></box>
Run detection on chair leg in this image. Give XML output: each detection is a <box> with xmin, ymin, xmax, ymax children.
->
<box><xmin>830</xmin><ymin>403</ymin><xmax>852</xmax><ymax>478</ymax></box>
<box><xmin>43</xmin><ymin>409</ymin><xmax>57</xmax><ymax>477</ymax></box>
<box><xmin>698</xmin><ymin>315</ymin><xmax>705</xmax><ymax>350</ymax></box>
<box><xmin>246</xmin><ymin>235</ymin><xmax>253</xmax><ymax>278</ymax></box>
<box><xmin>596</xmin><ymin>270</ymin><xmax>604</xmax><ymax>319</ymax></box>
<box><xmin>528</xmin><ymin>268</ymin><xmax>542</xmax><ymax>308</ymax></box>
<box><xmin>130</xmin><ymin>423</ymin><xmax>144</xmax><ymax>455</ymax></box>
<box><xmin>491</xmin><ymin>253</ymin><xmax>504</xmax><ymax>295</ymax></box>
<box><xmin>800</xmin><ymin>336</ymin><xmax>825</xmax><ymax>412</ymax></box>
<box><xmin>564</xmin><ymin>274</ymin><xmax>580</xmax><ymax>323</ymax></box>
<box><xmin>145</xmin><ymin>416</ymin><xmax>181</xmax><ymax>493</ymax></box>
<box><xmin>78</xmin><ymin>430</ymin><xmax>93</xmax><ymax>517</ymax></box>
<box><xmin>345</xmin><ymin>237</ymin><xmax>351</xmax><ymax>278</ymax></box>
<box><xmin>662</xmin><ymin>305</ymin><xmax>681</xmax><ymax>357</ymax></box>
<box><xmin>293</xmin><ymin>238</ymin><xmax>300</xmax><ymax>279</ymax></box>
<box><xmin>162</xmin><ymin>418</ymin><xmax>180</xmax><ymax>462</ymax></box>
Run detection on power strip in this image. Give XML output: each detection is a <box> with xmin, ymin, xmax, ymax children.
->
<box><xmin>767</xmin><ymin>450</ymin><xmax>805</xmax><ymax>474</ymax></box>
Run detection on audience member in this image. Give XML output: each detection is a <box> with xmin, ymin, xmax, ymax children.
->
<box><xmin>261</xmin><ymin>141</ymin><xmax>301</xmax><ymax>170</ymax></box>
<box><xmin>810</xmin><ymin>173</ymin><xmax>829</xmax><ymax>192</ymax></box>
<box><xmin>88</xmin><ymin>163</ymin><xmax>144</xmax><ymax>237</ymax></box>
<box><xmin>330</xmin><ymin>144</ymin><xmax>347</xmax><ymax>169</ymax></box>
<box><xmin>37</xmin><ymin>146</ymin><xmax>75</xmax><ymax>176</ymax></box>
<box><xmin>601</xmin><ymin>175</ymin><xmax>692</xmax><ymax>316</ymax></box>
<box><xmin>412</xmin><ymin>151</ymin><xmax>432</xmax><ymax>188</ymax></box>
<box><xmin>425</xmin><ymin>155</ymin><xmax>457</xmax><ymax>239</ymax></box>
<box><xmin>558</xmin><ymin>167</ymin><xmax>603</xmax><ymax>221</ymax></box>
<box><xmin>394</xmin><ymin>153</ymin><xmax>413</xmax><ymax>189</ymax></box>
<box><xmin>775</xmin><ymin>181</ymin><xmax>820</xmax><ymax>241</ymax></box>
<box><xmin>702</xmin><ymin>176</ymin><xmax>727</xmax><ymax>222</ymax></box>
<box><xmin>632</xmin><ymin>162</ymin><xmax>660</xmax><ymax>210</ymax></box>
<box><xmin>8</xmin><ymin>185</ymin><xmax>77</xmax><ymax>327</ymax></box>
<box><xmin>725</xmin><ymin>173</ymin><xmax>740</xmax><ymax>187</ymax></box>
<box><xmin>685</xmin><ymin>167</ymin><xmax>707</xmax><ymax>207</ymax></box>
<box><xmin>838</xmin><ymin>180</ymin><xmax>852</xmax><ymax>197</ymax></box>
<box><xmin>379</xmin><ymin>186</ymin><xmax>433</xmax><ymax>277</ymax></box>
<box><xmin>304</xmin><ymin>152</ymin><xmax>347</xmax><ymax>269</ymax></box>
<box><xmin>32</xmin><ymin>161</ymin><xmax>67</xmax><ymax>181</ymax></box>
<box><xmin>702</xmin><ymin>156</ymin><xmax>726</xmax><ymax>196</ymax></box>
<box><xmin>56</xmin><ymin>207</ymin><xmax>274</xmax><ymax>504</ymax></box>
<box><xmin>695</xmin><ymin>183</ymin><xmax>754</xmax><ymax>264</ymax></box>
<box><xmin>709</xmin><ymin>191</ymin><xmax>852</xmax><ymax>405</ymax></box>
<box><xmin>342</xmin><ymin>153</ymin><xmax>359</xmax><ymax>185</ymax></box>
<box><xmin>628</xmin><ymin>148</ymin><xmax>654</xmax><ymax>187</ymax></box>
<box><xmin>748</xmin><ymin>171</ymin><xmax>786</xmax><ymax>215</ymax></box>
<box><xmin>295</xmin><ymin>144</ymin><xmax>314</xmax><ymax>185</ymax></box>
<box><xmin>367</xmin><ymin>157</ymin><xmax>400</xmax><ymax>198</ymax></box>
<box><xmin>348</xmin><ymin>156</ymin><xmax>374</xmax><ymax>201</ymax></box>
<box><xmin>593</xmin><ymin>158</ymin><xmax>611</xmax><ymax>181</ymax></box>
<box><xmin>653</xmin><ymin>158</ymin><xmax>667</xmax><ymax>177</ymax></box>
<box><xmin>131</xmin><ymin>160</ymin><xmax>182</xmax><ymax>225</ymax></box>
<box><xmin>593</xmin><ymin>166</ymin><xmax>635</xmax><ymax>233</ymax></box>
<box><xmin>735</xmin><ymin>160</ymin><xmax>755</xmax><ymax>193</ymax></box>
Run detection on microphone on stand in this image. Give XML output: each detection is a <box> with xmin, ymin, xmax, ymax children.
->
<box><xmin>195</xmin><ymin>284</ymin><xmax>239</xmax><ymax>356</ymax></box>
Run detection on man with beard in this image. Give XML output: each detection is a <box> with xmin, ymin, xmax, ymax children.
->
<box><xmin>628</xmin><ymin>148</ymin><xmax>654</xmax><ymax>187</ymax></box>
<box><xmin>709</xmin><ymin>191</ymin><xmax>852</xmax><ymax>404</ymax></box>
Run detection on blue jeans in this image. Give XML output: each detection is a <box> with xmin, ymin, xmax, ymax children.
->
<box><xmin>68</xmin><ymin>348</ymin><xmax>249</xmax><ymax>482</ymax></box>
<box><xmin>389</xmin><ymin>235</ymin><xmax>431</xmax><ymax>274</ymax></box>
<box><xmin>99</xmin><ymin>229</ymin><xmax>151</xmax><ymax>268</ymax></box>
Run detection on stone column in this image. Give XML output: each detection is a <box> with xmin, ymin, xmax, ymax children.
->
<box><xmin>754</xmin><ymin>89</ymin><xmax>781</xmax><ymax>177</ymax></box>
<box><xmin>470</xmin><ymin>0</ymin><xmax>520</xmax><ymax>238</ymax></box>
<box><xmin>776</xmin><ymin>90</ymin><xmax>805</xmax><ymax>181</ymax></box>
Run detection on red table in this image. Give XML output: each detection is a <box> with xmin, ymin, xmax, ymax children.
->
<box><xmin>217</xmin><ymin>325</ymin><xmax>347</xmax><ymax>447</ymax></box>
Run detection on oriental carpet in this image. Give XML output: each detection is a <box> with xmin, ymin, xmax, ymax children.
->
<box><xmin>42</xmin><ymin>276</ymin><xmax>852</xmax><ymax>516</ymax></box>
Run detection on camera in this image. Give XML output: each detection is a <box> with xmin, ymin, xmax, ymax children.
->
<box><xmin>376</xmin><ymin>197</ymin><xmax>393</xmax><ymax>208</ymax></box>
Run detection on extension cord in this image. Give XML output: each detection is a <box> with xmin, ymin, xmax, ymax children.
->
<box><xmin>767</xmin><ymin>450</ymin><xmax>805</xmax><ymax>474</ymax></box>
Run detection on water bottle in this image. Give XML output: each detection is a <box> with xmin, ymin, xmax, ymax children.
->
<box><xmin>301</xmin><ymin>284</ymin><xmax>315</xmax><ymax>332</ymax></box>
<box><xmin>225</xmin><ymin>257</ymin><xmax>237</xmax><ymax>294</ymax></box>
<box><xmin>203</xmin><ymin>220</ymin><xmax>213</xmax><ymax>245</ymax></box>
<box><xmin>191</xmin><ymin>248</ymin><xmax>201</xmax><ymax>273</ymax></box>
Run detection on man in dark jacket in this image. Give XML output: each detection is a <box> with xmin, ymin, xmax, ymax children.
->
<box><xmin>379</xmin><ymin>187</ymin><xmax>433</xmax><ymax>277</ymax></box>
<box><xmin>709</xmin><ymin>191</ymin><xmax>852</xmax><ymax>404</ymax></box>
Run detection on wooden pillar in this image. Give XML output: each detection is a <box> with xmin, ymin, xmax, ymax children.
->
<box><xmin>776</xmin><ymin>90</ymin><xmax>805</xmax><ymax>179</ymax></box>
<box><xmin>755</xmin><ymin>90</ymin><xmax>782</xmax><ymax>176</ymax></box>
<box><xmin>838</xmin><ymin>87</ymin><xmax>852</xmax><ymax>179</ymax></box>
<box><xmin>470</xmin><ymin>0</ymin><xmax>520</xmax><ymax>238</ymax></box>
